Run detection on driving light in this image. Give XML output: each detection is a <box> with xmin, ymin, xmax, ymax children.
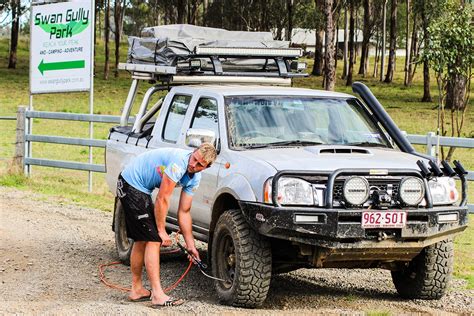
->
<box><xmin>195</xmin><ymin>46</ymin><xmax>302</xmax><ymax>57</ymax></box>
<box><xmin>343</xmin><ymin>176</ymin><xmax>369</xmax><ymax>205</ymax></box>
<box><xmin>399</xmin><ymin>177</ymin><xmax>425</xmax><ymax>206</ymax></box>
<box><xmin>429</xmin><ymin>177</ymin><xmax>459</xmax><ymax>205</ymax></box>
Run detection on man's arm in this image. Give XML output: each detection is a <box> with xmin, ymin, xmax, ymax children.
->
<box><xmin>155</xmin><ymin>173</ymin><xmax>176</xmax><ymax>246</ymax></box>
<box><xmin>177</xmin><ymin>190</ymin><xmax>200</xmax><ymax>261</ymax></box>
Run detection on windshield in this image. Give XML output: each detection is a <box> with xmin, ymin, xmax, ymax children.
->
<box><xmin>225</xmin><ymin>96</ymin><xmax>391</xmax><ymax>149</ymax></box>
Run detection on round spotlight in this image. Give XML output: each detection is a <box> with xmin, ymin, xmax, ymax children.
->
<box><xmin>399</xmin><ymin>177</ymin><xmax>425</xmax><ymax>206</ymax></box>
<box><xmin>343</xmin><ymin>176</ymin><xmax>369</xmax><ymax>206</ymax></box>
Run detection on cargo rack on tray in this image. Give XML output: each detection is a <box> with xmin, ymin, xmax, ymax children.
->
<box><xmin>118</xmin><ymin>46</ymin><xmax>308</xmax><ymax>87</ymax></box>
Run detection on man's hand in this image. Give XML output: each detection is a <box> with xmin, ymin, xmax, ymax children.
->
<box><xmin>158</xmin><ymin>231</ymin><xmax>172</xmax><ymax>247</ymax></box>
<box><xmin>187</xmin><ymin>246</ymin><xmax>200</xmax><ymax>263</ymax></box>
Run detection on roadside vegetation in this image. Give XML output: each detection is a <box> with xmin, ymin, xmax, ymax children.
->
<box><xmin>0</xmin><ymin>36</ymin><xmax>473</xmax><ymax>288</ymax></box>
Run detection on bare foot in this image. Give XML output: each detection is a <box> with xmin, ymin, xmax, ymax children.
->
<box><xmin>128</xmin><ymin>288</ymin><xmax>151</xmax><ymax>301</ymax></box>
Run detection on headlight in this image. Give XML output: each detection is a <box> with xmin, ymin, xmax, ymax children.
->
<box><xmin>399</xmin><ymin>177</ymin><xmax>425</xmax><ymax>206</ymax></box>
<box><xmin>429</xmin><ymin>177</ymin><xmax>459</xmax><ymax>205</ymax></box>
<box><xmin>343</xmin><ymin>176</ymin><xmax>369</xmax><ymax>206</ymax></box>
<box><xmin>264</xmin><ymin>177</ymin><xmax>319</xmax><ymax>205</ymax></box>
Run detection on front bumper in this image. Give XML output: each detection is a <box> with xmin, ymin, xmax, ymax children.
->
<box><xmin>239</xmin><ymin>201</ymin><xmax>468</xmax><ymax>250</ymax></box>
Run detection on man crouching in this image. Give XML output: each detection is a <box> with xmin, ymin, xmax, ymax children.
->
<box><xmin>116</xmin><ymin>143</ymin><xmax>217</xmax><ymax>308</ymax></box>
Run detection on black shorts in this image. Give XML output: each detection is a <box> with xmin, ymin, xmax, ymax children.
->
<box><xmin>117</xmin><ymin>174</ymin><xmax>161</xmax><ymax>242</ymax></box>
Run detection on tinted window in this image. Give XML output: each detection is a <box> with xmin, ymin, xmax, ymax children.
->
<box><xmin>190</xmin><ymin>98</ymin><xmax>219</xmax><ymax>137</ymax></box>
<box><xmin>163</xmin><ymin>95</ymin><xmax>192</xmax><ymax>142</ymax></box>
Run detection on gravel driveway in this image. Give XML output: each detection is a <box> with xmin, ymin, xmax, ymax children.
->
<box><xmin>0</xmin><ymin>187</ymin><xmax>472</xmax><ymax>314</ymax></box>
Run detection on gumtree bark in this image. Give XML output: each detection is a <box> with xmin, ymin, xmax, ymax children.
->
<box><xmin>358</xmin><ymin>0</ymin><xmax>371</xmax><ymax>76</ymax></box>
<box><xmin>346</xmin><ymin>0</ymin><xmax>355</xmax><ymax>86</ymax></box>
<box><xmin>384</xmin><ymin>0</ymin><xmax>397</xmax><ymax>83</ymax></box>
<box><xmin>373</xmin><ymin>29</ymin><xmax>380</xmax><ymax>77</ymax></box>
<box><xmin>177</xmin><ymin>0</ymin><xmax>186</xmax><ymax>24</ymax></box>
<box><xmin>380</xmin><ymin>0</ymin><xmax>387</xmax><ymax>81</ymax></box>
<box><xmin>114</xmin><ymin>0</ymin><xmax>126</xmax><ymax>78</ymax></box>
<box><xmin>323</xmin><ymin>0</ymin><xmax>336</xmax><ymax>91</ymax></box>
<box><xmin>421</xmin><ymin>3</ymin><xmax>432</xmax><ymax>102</ymax></box>
<box><xmin>104</xmin><ymin>0</ymin><xmax>110</xmax><ymax>80</ymax></box>
<box><xmin>287</xmin><ymin>0</ymin><xmax>293</xmax><ymax>41</ymax></box>
<box><xmin>342</xmin><ymin>6</ymin><xmax>349</xmax><ymax>79</ymax></box>
<box><xmin>446</xmin><ymin>74</ymin><xmax>468</xmax><ymax>111</ymax></box>
<box><xmin>403</xmin><ymin>0</ymin><xmax>411</xmax><ymax>86</ymax></box>
<box><xmin>312</xmin><ymin>30</ymin><xmax>324</xmax><ymax>76</ymax></box>
<box><xmin>312</xmin><ymin>0</ymin><xmax>324</xmax><ymax>76</ymax></box>
<box><xmin>407</xmin><ymin>13</ymin><xmax>418</xmax><ymax>85</ymax></box>
<box><xmin>203</xmin><ymin>0</ymin><xmax>208</xmax><ymax>25</ymax></box>
<box><xmin>8</xmin><ymin>0</ymin><xmax>20</xmax><ymax>69</ymax></box>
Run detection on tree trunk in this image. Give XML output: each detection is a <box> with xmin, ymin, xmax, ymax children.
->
<box><xmin>177</xmin><ymin>0</ymin><xmax>186</xmax><ymax>24</ymax></box>
<box><xmin>373</xmin><ymin>28</ymin><xmax>380</xmax><ymax>77</ymax></box>
<box><xmin>445</xmin><ymin>74</ymin><xmax>468</xmax><ymax>111</ymax></box>
<box><xmin>380</xmin><ymin>0</ymin><xmax>387</xmax><ymax>81</ymax></box>
<box><xmin>421</xmin><ymin>61</ymin><xmax>432</xmax><ymax>102</ymax></box>
<box><xmin>407</xmin><ymin>13</ymin><xmax>418</xmax><ymax>85</ymax></box>
<box><xmin>334</xmin><ymin>13</ymin><xmax>340</xmax><ymax>70</ymax></box>
<box><xmin>203</xmin><ymin>0</ymin><xmax>208</xmax><ymax>26</ymax></box>
<box><xmin>384</xmin><ymin>0</ymin><xmax>397</xmax><ymax>83</ymax></box>
<box><xmin>8</xmin><ymin>0</ymin><xmax>20</xmax><ymax>69</ymax></box>
<box><xmin>114</xmin><ymin>0</ymin><xmax>125</xmax><ymax>78</ymax></box>
<box><xmin>342</xmin><ymin>6</ymin><xmax>349</xmax><ymax>79</ymax></box>
<box><xmin>287</xmin><ymin>0</ymin><xmax>294</xmax><ymax>41</ymax></box>
<box><xmin>324</xmin><ymin>0</ymin><xmax>336</xmax><ymax>91</ymax></box>
<box><xmin>346</xmin><ymin>0</ymin><xmax>355</xmax><ymax>86</ymax></box>
<box><xmin>404</xmin><ymin>0</ymin><xmax>411</xmax><ymax>86</ymax></box>
<box><xmin>104</xmin><ymin>0</ymin><xmax>110</xmax><ymax>80</ymax></box>
<box><xmin>312</xmin><ymin>30</ymin><xmax>324</xmax><ymax>76</ymax></box>
<box><xmin>421</xmin><ymin>3</ymin><xmax>432</xmax><ymax>102</ymax></box>
<box><xmin>358</xmin><ymin>0</ymin><xmax>371</xmax><ymax>76</ymax></box>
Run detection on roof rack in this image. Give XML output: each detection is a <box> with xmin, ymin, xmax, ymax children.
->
<box><xmin>119</xmin><ymin>46</ymin><xmax>308</xmax><ymax>86</ymax></box>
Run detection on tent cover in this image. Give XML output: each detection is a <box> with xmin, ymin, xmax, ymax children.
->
<box><xmin>127</xmin><ymin>24</ymin><xmax>289</xmax><ymax>66</ymax></box>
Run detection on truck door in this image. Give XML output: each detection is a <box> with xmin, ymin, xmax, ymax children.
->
<box><xmin>184</xmin><ymin>97</ymin><xmax>220</xmax><ymax>229</ymax></box>
<box><xmin>151</xmin><ymin>93</ymin><xmax>195</xmax><ymax>220</ymax></box>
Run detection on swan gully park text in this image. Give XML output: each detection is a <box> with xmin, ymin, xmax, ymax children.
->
<box><xmin>34</xmin><ymin>8</ymin><xmax>89</xmax><ymax>39</ymax></box>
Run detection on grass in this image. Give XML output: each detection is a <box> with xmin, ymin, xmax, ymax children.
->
<box><xmin>0</xmin><ymin>36</ymin><xmax>473</xmax><ymax>286</ymax></box>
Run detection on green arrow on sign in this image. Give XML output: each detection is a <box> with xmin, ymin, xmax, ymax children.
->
<box><xmin>38</xmin><ymin>59</ymin><xmax>85</xmax><ymax>75</ymax></box>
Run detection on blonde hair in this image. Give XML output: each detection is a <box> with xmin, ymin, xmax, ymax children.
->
<box><xmin>197</xmin><ymin>143</ymin><xmax>217</xmax><ymax>165</ymax></box>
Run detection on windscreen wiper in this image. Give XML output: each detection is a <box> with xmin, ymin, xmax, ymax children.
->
<box><xmin>237</xmin><ymin>143</ymin><xmax>272</xmax><ymax>149</ymax></box>
<box><xmin>345</xmin><ymin>141</ymin><xmax>388</xmax><ymax>148</ymax></box>
<box><xmin>267</xmin><ymin>140</ymin><xmax>324</xmax><ymax>147</ymax></box>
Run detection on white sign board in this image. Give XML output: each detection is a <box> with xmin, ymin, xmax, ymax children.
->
<box><xmin>30</xmin><ymin>1</ymin><xmax>93</xmax><ymax>94</ymax></box>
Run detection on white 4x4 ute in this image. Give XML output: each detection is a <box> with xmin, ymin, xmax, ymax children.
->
<box><xmin>105</xmin><ymin>25</ymin><xmax>469</xmax><ymax>308</ymax></box>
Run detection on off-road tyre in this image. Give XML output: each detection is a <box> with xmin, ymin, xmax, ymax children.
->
<box><xmin>391</xmin><ymin>239</ymin><xmax>454</xmax><ymax>299</ymax></box>
<box><xmin>211</xmin><ymin>209</ymin><xmax>272</xmax><ymax>308</ymax></box>
<box><xmin>113</xmin><ymin>198</ymin><xmax>133</xmax><ymax>266</ymax></box>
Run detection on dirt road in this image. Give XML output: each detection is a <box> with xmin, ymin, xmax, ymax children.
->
<box><xmin>0</xmin><ymin>187</ymin><xmax>472</xmax><ymax>314</ymax></box>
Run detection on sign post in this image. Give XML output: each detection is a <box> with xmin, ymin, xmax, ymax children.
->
<box><xmin>29</xmin><ymin>0</ymin><xmax>95</xmax><ymax>191</ymax></box>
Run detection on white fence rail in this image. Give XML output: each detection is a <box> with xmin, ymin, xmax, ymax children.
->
<box><xmin>9</xmin><ymin>108</ymin><xmax>474</xmax><ymax>213</ymax></box>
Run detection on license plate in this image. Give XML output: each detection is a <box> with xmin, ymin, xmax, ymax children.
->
<box><xmin>362</xmin><ymin>211</ymin><xmax>407</xmax><ymax>228</ymax></box>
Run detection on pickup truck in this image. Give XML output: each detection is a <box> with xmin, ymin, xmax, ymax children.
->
<box><xmin>105</xmin><ymin>77</ymin><xmax>468</xmax><ymax>307</ymax></box>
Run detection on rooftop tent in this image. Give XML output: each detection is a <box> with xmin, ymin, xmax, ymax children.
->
<box><xmin>127</xmin><ymin>24</ymin><xmax>291</xmax><ymax>66</ymax></box>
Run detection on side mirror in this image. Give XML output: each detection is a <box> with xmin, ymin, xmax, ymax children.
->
<box><xmin>185</xmin><ymin>129</ymin><xmax>216</xmax><ymax>148</ymax></box>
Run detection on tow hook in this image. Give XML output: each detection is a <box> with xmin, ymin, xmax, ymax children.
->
<box><xmin>378</xmin><ymin>231</ymin><xmax>388</xmax><ymax>241</ymax></box>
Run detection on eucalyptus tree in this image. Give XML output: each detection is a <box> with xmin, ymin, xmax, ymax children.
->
<box><xmin>345</xmin><ymin>0</ymin><xmax>355</xmax><ymax>86</ymax></box>
<box><xmin>383</xmin><ymin>0</ymin><xmax>397</xmax><ymax>83</ymax></box>
<box><xmin>424</xmin><ymin>1</ymin><xmax>473</xmax><ymax>160</ymax></box>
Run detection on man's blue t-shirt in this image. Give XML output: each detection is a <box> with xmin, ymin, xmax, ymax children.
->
<box><xmin>121</xmin><ymin>148</ymin><xmax>201</xmax><ymax>196</ymax></box>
